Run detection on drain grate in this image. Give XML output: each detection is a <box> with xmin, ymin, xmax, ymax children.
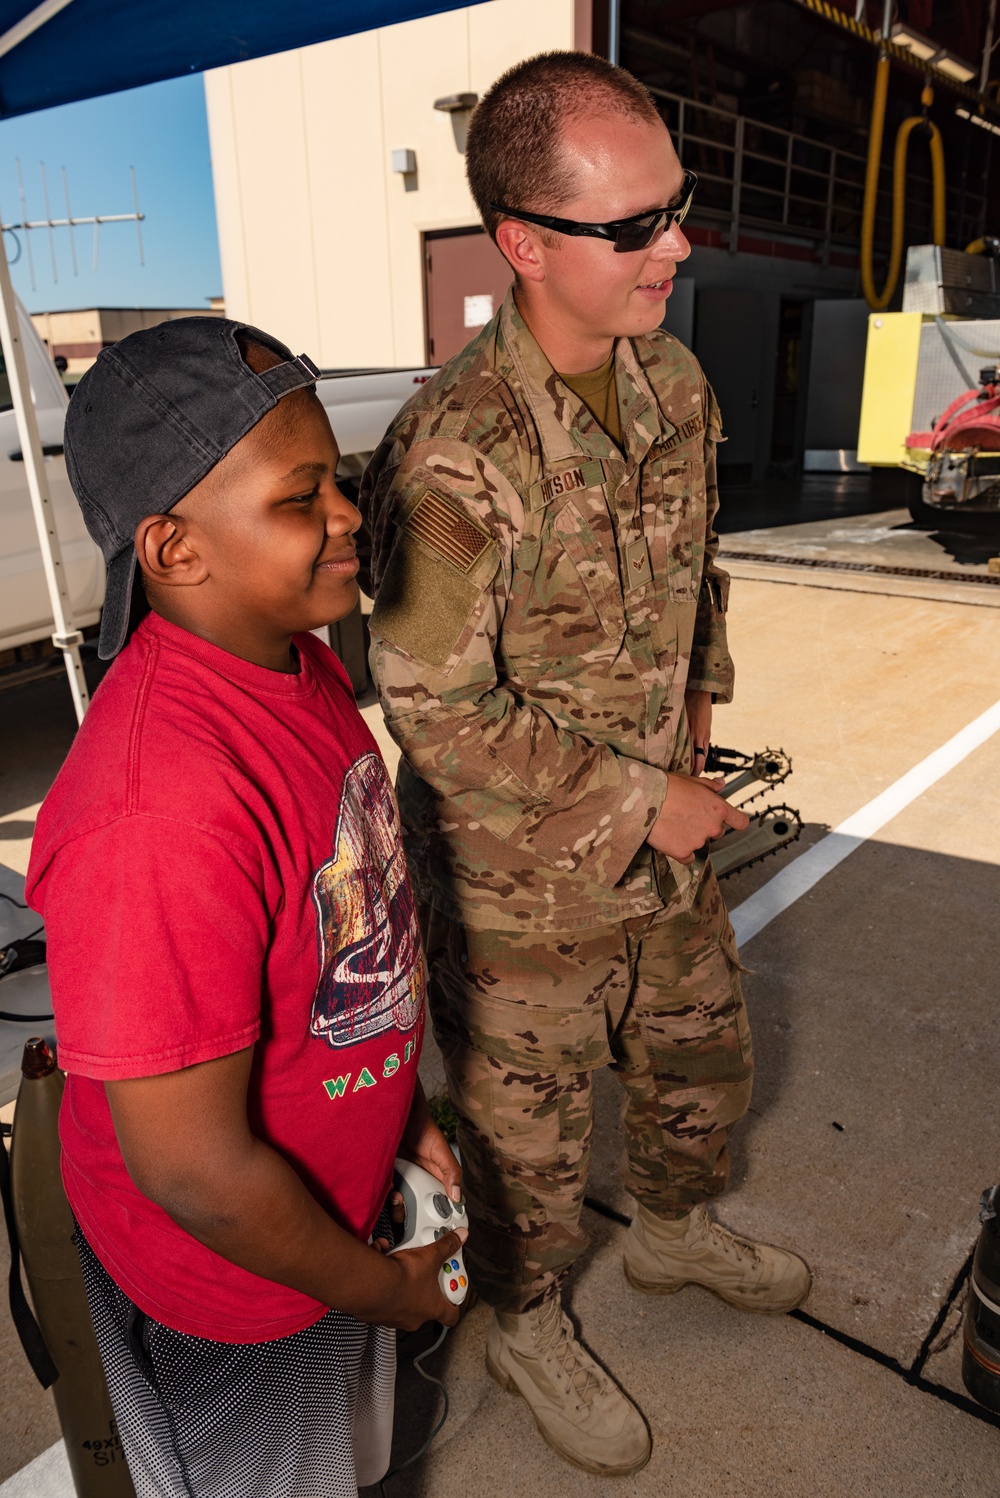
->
<box><xmin>719</xmin><ymin>549</ymin><xmax>1000</xmax><ymax>586</ymax></box>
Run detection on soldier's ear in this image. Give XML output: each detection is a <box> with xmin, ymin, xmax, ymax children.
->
<box><xmin>495</xmin><ymin>220</ymin><xmax>546</xmax><ymax>284</ymax></box>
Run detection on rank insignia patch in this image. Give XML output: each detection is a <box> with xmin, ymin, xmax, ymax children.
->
<box><xmin>407</xmin><ymin>492</ymin><xmax>492</xmax><ymax>574</ymax></box>
<box><xmin>626</xmin><ymin>537</ymin><xmax>652</xmax><ymax>589</ymax></box>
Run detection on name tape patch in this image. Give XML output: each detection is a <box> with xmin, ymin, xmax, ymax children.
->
<box><xmin>407</xmin><ymin>491</ymin><xmax>493</xmax><ymax>574</ymax></box>
<box><xmin>528</xmin><ymin>459</ymin><xmax>606</xmax><ymax>511</ymax></box>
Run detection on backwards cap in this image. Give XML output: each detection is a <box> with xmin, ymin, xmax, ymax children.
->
<box><xmin>64</xmin><ymin>315</ymin><xmax>322</xmax><ymax>659</ymax></box>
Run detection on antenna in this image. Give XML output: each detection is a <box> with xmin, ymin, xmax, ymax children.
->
<box><xmin>15</xmin><ymin>159</ymin><xmax>35</xmax><ymax>292</ymax></box>
<box><xmin>39</xmin><ymin>163</ymin><xmax>57</xmax><ymax>284</ymax></box>
<box><xmin>131</xmin><ymin>167</ymin><xmax>144</xmax><ymax>267</ymax></box>
<box><xmin>61</xmin><ymin>167</ymin><xmax>77</xmax><ymax>277</ymax></box>
<box><xmin>2</xmin><ymin>163</ymin><xmax>145</xmax><ymax>288</ymax></box>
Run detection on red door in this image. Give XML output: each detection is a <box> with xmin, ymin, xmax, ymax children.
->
<box><xmin>424</xmin><ymin>227</ymin><xmax>513</xmax><ymax>364</ymax></box>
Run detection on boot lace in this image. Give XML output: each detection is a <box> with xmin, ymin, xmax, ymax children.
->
<box><xmin>535</xmin><ymin>1298</ymin><xmax>604</xmax><ymax>1410</ymax></box>
<box><xmin>701</xmin><ymin>1210</ymin><xmax>762</xmax><ymax>1270</ymax></box>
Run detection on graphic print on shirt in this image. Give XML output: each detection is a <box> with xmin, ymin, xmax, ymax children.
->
<box><xmin>311</xmin><ymin>752</ymin><xmax>425</xmax><ymax>1049</ymax></box>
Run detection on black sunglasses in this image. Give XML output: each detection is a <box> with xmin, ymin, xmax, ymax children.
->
<box><xmin>491</xmin><ymin>171</ymin><xmax>697</xmax><ymax>254</ymax></box>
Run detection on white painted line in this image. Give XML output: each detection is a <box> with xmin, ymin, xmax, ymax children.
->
<box><xmin>730</xmin><ymin>697</ymin><xmax>1000</xmax><ymax>946</ymax></box>
<box><xmin>0</xmin><ymin>1442</ymin><xmax>70</xmax><ymax>1498</ymax></box>
<box><xmin>5</xmin><ymin>704</ymin><xmax>1000</xmax><ymax>1498</ymax></box>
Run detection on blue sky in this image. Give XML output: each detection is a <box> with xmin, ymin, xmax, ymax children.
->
<box><xmin>0</xmin><ymin>74</ymin><xmax>221</xmax><ymax>313</ymax></box>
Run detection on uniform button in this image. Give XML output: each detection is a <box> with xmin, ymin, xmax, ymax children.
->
<box><xmin>433</xmin><ymin>1193</ymin><xmax>452</xmax><ymax>1218</ymax></box>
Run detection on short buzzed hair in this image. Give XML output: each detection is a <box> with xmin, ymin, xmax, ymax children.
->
<box><xmin>466</xmin><ymin>51</ymin><xmax>663</xmax><ymax>242</ymax></box>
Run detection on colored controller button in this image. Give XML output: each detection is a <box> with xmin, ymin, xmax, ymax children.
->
<box><xmin>458</xmin><ymin>1276</ymin><xmax>467</xmax><ymax>1288</ymax></box>
<box><xmin>449</xmin><ymin>1278</ymin><xmax>459</xmax><ymax>1291</ymax></box>
<box><xmin>450</xmin><ymin>1259</ymin><xmax>459</xmax><ymax>1270</ymax></box>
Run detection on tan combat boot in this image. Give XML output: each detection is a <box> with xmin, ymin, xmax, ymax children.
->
<box><xmin>485</xmin><ymin>1295</ymin><xmax>651</xmax><ymax>1476</ymax></box>
<box><xmin>624</xmin><ymin>1202</ymin><xmax>812</xmax><ymax>1313</ymax></box>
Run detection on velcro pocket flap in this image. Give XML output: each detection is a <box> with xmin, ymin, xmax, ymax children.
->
<box><xmin>371</xmin><ymin>490</ymin><xmax>500</xmax><ymax>667</ymax></box>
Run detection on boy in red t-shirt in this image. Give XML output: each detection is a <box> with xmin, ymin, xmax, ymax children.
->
<box><xmin>26</xmin><ymin>318</ymin><xmax>466</xmax><ymax>1498</ymax></box>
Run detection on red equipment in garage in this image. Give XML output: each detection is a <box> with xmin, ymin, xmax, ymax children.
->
<box><xmin>906</xmin><ymin>366</ymin><xmax>1000</xmax><ymax>525</ymax></box>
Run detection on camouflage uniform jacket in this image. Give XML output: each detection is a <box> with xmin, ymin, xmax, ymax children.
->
<box><xmin>362</xmin><ymin>288</ymin><xmax>734</xmax><ymax>934</ymax></box>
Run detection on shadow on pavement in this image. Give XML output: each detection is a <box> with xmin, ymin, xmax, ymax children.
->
<box><xmin>367</xmin><ymin>831</ymin><xmax>1000</xmax><ymax>1494</ymax></box>
<box><xmin>716</xmin><ymin>472</ymin><xmax>1000</xmax><ymax>577</ymax></box>
<box><xmin>926</xmin><ymin>528</ymin><xmax>1000</xmax><ymax>566</ymax></box>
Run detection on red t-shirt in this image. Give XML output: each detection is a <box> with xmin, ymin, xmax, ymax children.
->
<box><xmin>27</xmin><ymin>613</ymin><xmax>425</xmax><ymax>1342</ymax></box>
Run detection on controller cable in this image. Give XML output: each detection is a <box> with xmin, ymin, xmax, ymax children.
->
<box><xmin>0</xmin><ymin>922</ymin><xmax>53</xmax><ymax>1022</ymax></box>
<box><xmin>379</xmin><ymin>1322</ymin><xmax>451</xmax><ymax>1494</ymax></box>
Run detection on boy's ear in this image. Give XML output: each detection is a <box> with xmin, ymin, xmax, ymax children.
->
<box><xmin>135</xmin><ymin>512</ymin><xmax>208</xmax><ymax>589</ymax></box>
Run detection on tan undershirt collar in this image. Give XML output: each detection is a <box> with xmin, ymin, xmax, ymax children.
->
<box><xmin>557</xmin><ymin>349</ymin><xmax>623</xmax><ymax>450</ymax></box>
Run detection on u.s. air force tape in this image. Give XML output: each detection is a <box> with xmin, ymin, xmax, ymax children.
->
<box><xmin>661</xmin><ymin>409</ymin><xmax>706</xmax><ymax>450</ymax></box>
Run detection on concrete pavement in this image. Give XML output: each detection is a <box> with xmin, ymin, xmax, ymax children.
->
<box><xmin>370</xmin><ymin>1216</ymin><xmax>995</xmax><ymax>1498</ymax></box>
<box><xmin>365</xmin><ymin>574</ymin><xmax>1000</xmax><ymax>1495</ymax></box>
<box><xmin>2</xmin><ymin>571</ymin><xmax>999</xmax><ymax>1494</ymax></box>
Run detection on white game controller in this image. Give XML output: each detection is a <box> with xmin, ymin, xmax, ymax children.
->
<box><xmin>390</xmin><ymin>1157</ymin><xmax>469</xmax><ymax>1306</ymax></box>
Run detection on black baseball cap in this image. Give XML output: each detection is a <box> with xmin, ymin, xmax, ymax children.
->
<box><xmin>64</xmin><ymin>315</ymin><xmax>323</xmax><ymax>659</ymax></box>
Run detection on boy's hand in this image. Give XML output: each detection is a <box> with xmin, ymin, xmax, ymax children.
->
<box><xmin>380</xmin><ymin>1228</ymin><xmax>468</xmax><ymax>1330</ymax></box>
<box><xmin>105</xmin><ymin>1051</ymin><xmax>468</xmax><ymax>1331</ymax></box>
<box><xmin>398</xmin><ymin>1080</ymin><xmax>463</xmax><ymax>1204</ymax></box>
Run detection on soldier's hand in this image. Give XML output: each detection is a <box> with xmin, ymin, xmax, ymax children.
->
<box><xmin>646</xmin><ymin>773</ymin><xmax>750</xmax><ymax>863</ymax></box>
<box><xmin>377</xmin><ymin>1228</ymin><xmax>468</xmax><ymax>1330</ymax></box>
<box><xmin>685</xmin><ymin>688</ymin><xmax>713</xmax><ymax>777</ymax></box>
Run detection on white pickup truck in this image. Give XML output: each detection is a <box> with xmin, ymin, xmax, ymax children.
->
<box><xmin>0</xmin><ymin>303</ymin><xmax>434</xmax><ymax>655</ymax></box>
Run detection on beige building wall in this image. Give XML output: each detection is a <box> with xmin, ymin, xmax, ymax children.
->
<box><xmin>204</xmin><ymin>0</ymin><xmax>581</xmax><ymax>368</ymax></box>
<box><xmin>30</xmin><ymin>305</ymin><xmax>224</xmax><ymax>376</ymax></box>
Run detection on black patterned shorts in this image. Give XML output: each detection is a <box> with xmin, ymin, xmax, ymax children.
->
<box><xmin>75</xmin><ymin>1227</ymin><xmax>395</xmax><ymax>1498</ymax></box>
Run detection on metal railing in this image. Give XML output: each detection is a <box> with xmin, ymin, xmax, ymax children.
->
<box><xmin>649</xmin><ymin>84</ymin><xmax>987</xmax><ymax>264</ymax></box>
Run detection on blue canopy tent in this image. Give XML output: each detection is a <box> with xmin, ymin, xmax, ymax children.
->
<box><xmin>0</xmin><ymin>0</ymin><xmax>489</xmax><ymax>719</ymax></box>
<box><xmin>0</xmin><ymin>0</ymin><xmax>486</xmax><ymax>116</ymax></box>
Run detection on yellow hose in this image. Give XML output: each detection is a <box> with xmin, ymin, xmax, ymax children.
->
<box><xmin>861</xmin><ymin>60</ymin><xmax>946</xmax><ymax>310</ymax></box>
<box><xmin>861</xmin><ymin>54</ymin><xmax>890</xmax><ymax>308</ymax></box>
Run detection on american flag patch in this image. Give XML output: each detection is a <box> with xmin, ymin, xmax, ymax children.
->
<box><xmin>407</xmin><ymin>492</ymin><xmax>492</xmax><ymax>573</ymax></box>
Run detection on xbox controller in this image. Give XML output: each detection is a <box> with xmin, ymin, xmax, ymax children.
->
<box><xmin>390</xmin><ymin>1157</ymin><xmax>469</xmax><ymax>1306</ymax></box>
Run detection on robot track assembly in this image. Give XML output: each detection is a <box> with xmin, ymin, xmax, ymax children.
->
<box><xmin>705</xmin><ymin>746</ymin><xmax>803</xmax><ymax>880</ymax></box>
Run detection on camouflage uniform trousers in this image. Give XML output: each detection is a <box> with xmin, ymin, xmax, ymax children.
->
<box><xmin>419</xmin><ymin>863</ymin><xmax>754</xmax><ymax>1314</ymax></box>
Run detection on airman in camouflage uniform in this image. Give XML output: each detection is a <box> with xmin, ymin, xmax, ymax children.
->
<box><xmin>362</xmin><ymin>51</ymin><xmax>811</xmax><ymax>1478</ymax></box>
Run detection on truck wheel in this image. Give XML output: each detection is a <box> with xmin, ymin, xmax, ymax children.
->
<box><xmin>908</xmin><ymin>494</ymin><xmax>1000</xmax><ymax>531</ymax></box>
<box><xmin>905</xmin><ymin>473</ymin><xmax>1000</xmax><ymax>533</ymax></box>
<box><xmin>904</xmin><ymin>472</ymin><xmax>939</xmax><ymax>529</ymax></box>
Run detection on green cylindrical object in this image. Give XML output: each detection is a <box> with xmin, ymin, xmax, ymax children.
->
<box><xmin>10</xmin><ymin>1037</ymin><xmax>135</xmax><ymax>1497</ymax></box>
<box><xmin>962</xmin><ymin>1184</ymin><xmax>1000</xmax><ymax>1414</ymax></box>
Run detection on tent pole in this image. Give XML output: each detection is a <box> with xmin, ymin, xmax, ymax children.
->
<box><xmin>0</xmin><ymin>230</ymin><xmax>89</xmax><ymax>723</ymax></box>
